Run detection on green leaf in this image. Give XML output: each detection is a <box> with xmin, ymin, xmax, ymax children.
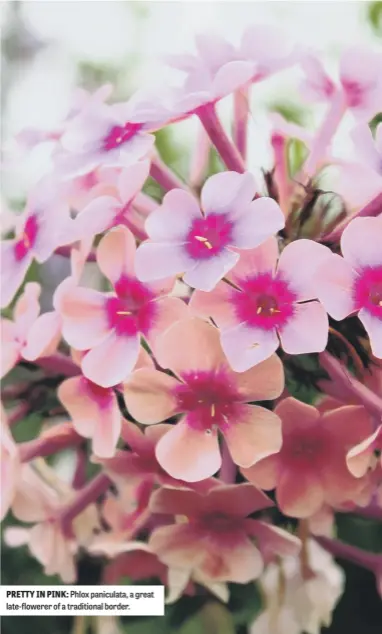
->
<box><xmin>367</xmin><ymin>1</ymin><xmax>382</xmax><ymax>37</ymax></box>
<box><xmin>227</xmin><ymin>581</ymin><xmax>263</xmax><ymax>626</ymax></box>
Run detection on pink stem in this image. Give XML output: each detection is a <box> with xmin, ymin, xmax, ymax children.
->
<box><xmin>55</xmin><ymin>245</ymin><xmax>97</xmax><ymax>262</ymax></box>
<box><xmin>324</xmin><ymin>191</ymin><xmax>382</xmax><ymax>243</ymax></box>
<box><xmin>19</xmin><ymin>423</ymin><xmax>83</xmax><ymax>462</ymax></box>
<box><xmin>301</xmin><ymin>92</ymin><xmax>347</xmax><ymax>179</ymax></box>
<box><xmin>150</xmin><ymin>153</ymin><xmax>188</xmax><ymax>192</ymax></box>
<box><xmin>8</xmin><ymin>401</ymin><xmax>30</xmax><ymax>427</ymax></box>
<box><xmin>271</xmin><ymin>132</ymin><xmax>291</xmax><ymax>215</ymax></box>
<box><xmin>72</xmin><ymin>446</ymin><xmax>87</xmax><ymax>490</ymax></box>
<box><xmin>60</xmin><ymin>472</ymin><xmax>111</xmax><ymax>535</ymax></box>
<box><xmin>220</xmin><ymin>439</ymin><xmax>237</xmax><ymax>483</ymax></box>
<box><xmin>189</xmin><ymin>123</ymin><xmax>211</xmax><ymax>188</ymax></box>
<box><xmin>121</xmin><ymin>216</ymin><xmax>147</xmax><ymax>242</ymax></box>
<box><xmin>319</xmin><ymin>352</ymin><xmax>382</xmax><ymax>419</ymax></box>
<box><xmin>33</xmin><ymin>353</ymin><xmax>80</xmax><ymax>377</ymax></box>
<box><xmin>352</xmin><ymin>504</ymin><xmax>382</xmax><ymax>523</ymax></box>
<box><xmin>233</xmin><ymin>87</ymin><xmax>249</xmax><ymax>161</ymax></box>
<box><xmin>315</xmin><ymin>535</ymin><xmax>382</xmax><ymax>572</ymax></box>
<box><xmin>198</xmin><ymin>103</ymin><xmax>246</xmax><ymax>173</ymax></box>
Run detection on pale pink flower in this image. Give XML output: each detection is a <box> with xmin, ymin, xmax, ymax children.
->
<box><xmin>190</xmin><ymin>237</ymin><xmax>330</xmax><ymax>371</ymax></box>
<box><xmin>58</xmin><ymin>348</ymin><xmax>152</xmax><ymax>458</ymax></box>
<box><xmin>243</xmin><ymin>398</ymin><xmax>373</xmax><ymax>518</ymax></box>
<box><xmin>239</xmin><ymin>24</ymin><xmax>301</xmax><ymax>79</ymax></box>
<box><xmin>0</xmin><ymin>178</ymin><xmax>72</xmax><ymax>308</ymax></box>
<box><xmin>135</xmin><ymin>172</ymin><xmax>285</xmax><ymax>291</ymax></box>
<box><xmin>148</xmin><ymin>484</ymin><xmax>300</xmax><ymax>584</ymax></box>
<box><xmin>0</xmin><ymin>403</ymin><xmax>20</xmax><ymax>520</ymax></box>
<box><xmin>58</xmin><ymin>226</ymin><xmax>188</xmax><ymax>387</ymax></box>
<box><xmin>73</xmin><ymin>161</ymin><xmax>150</xmax><ymax>241</ymax></box>
<box><xmin>315</xmin><ymin>216</ymin><xmax>382</xmax><ymax>358</ymax></box>
<box><xmin>300</xmin><ymin>47</ymin><xmax>382</xmax><ymax>120</ymax></box>
<box><xmin>351</xmin><ymin>123</ymin><xmax>382</xmax><ymax>178</ymax></box>
<box><xmin>56</xmin><ymin>93</ymin><xmax>165</xmax><ymax>177</ymax></box>
<box><xmin>1</xmin><ymin>282</ymin><xmax>61</xmax><ymax>378</ymax></box>
<box><xmin>123</xmin><ymin>318</ymin><xmax>284</xmax><ymax>481</ymax></box>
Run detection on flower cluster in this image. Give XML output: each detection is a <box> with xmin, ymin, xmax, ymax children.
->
<box><xmin>1</xmin><ymin>24</ymin><xmax>382</xmax><ymax>633</ymax></box>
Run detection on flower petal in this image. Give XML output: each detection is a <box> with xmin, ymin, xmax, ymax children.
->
<box><xmin>146</xmin><ymin>296</ymin><xmax>189</xmax><ymax>352</ymax></box>
<box><xmin>183</xmin><ymin>249</ymin><xmax>239</xmax><ymax>291</ymax></box>
<box><xmin>224</xmin><ymin>405</ymin><xmax>282</xmax><ymax>468</ymax></box>
<box><xmin>155</xmin><ymin>422</ymin><xmax>221</xmax><ymax>481</ymax></box>
<box><xmin>359</xmin><ymin>309</ymin><xmax>382</xmax><ymax>358</ymax></box>
<box><xmin>145</xmin><ymin>189</ymin><xmax>201</xmax><ymax>241</ymax></box>
<box><xmin>230</xmin><ymin>198</ymin><xmax>285</xmax><ymax>249</ymax></box>
<box><xmin>97</xmin><ymin>225</ymin><xmax>136</xmax><ymax>284</ymax></box>
<box><xmin>22</xmin><ymin>311</ymin><xmax>61</xmax><ymax>361</ymax></box>
<box><xmin>123</xmin><ymin>368</ymin><xmax>180</xmax><ymax>424</ymax></box>
<box><xmin>234</xmin><ymin>353</ymin><xmax>285</xmax><ymax>401</ymax></box>
<box><xmin>277</xmin><ymin>239</ymin><xmax>332</xmax><ymax>301</ymax></box>
<box><xmin>0</xmin><ymin>241</ymin><xmax>32</xmax><ymax>309</ymax></box>
<box><xmin>241</xmin><ymin>454</ymin><xmax>279</xmax><ymax>490</ymax></box>
<box><xmin>341</xmin><ymin>217</ymin><xmax>382</xmax><ymax>270</ymax></box>
<box><xmin>221</xmin><ymin>322</ymin><xmax>279</xmax><ymax>371</ymax></box>
<box><xmin>135</xmin><ymin>241</ymin><xmax>194</xmax><ymax>282</ymax></box>
<box><xmin>315</xmin><ymin>254</ymin><xmax>356</xmax><ymax>320</ymax></box>
<box><xmin>74</xmin><ymin>196</ymin><xmax>120</xmax><ymax>241</ymax></box>
<box><xmin>81</xmin><ymin>331</ymin><xmax>140</xmax><ymax>387</ymax></box>
<box><xmin>206</xmin><ymin>483</ymin><xmax>273</xmax><ymax>517</ymax></box>
<box><xmin>277</xmin><ymin>468</ymin><xmax>324</xmax><ymax>518</ymax></box>
<box><xmin>59</xmin><ymin>287</ymin><xmax>109</xmax><ymax>350</ymax></box>
<box><xmin>118</xmin><ymin>160</ymin><xmax>150</xmax><ymax>203</ymax></box>
<box><xmin>228</xmin><ymin>237</ymin><xmax>279</xmax><ymax>285</ymax></box>
<box><xmin>278</xmin><ymin>302</ymin><xmax>329</xmax><ymax>355</ymax></box>
<box><xmin>201</xmin><ymin>171</ymin><xmax>256</xmax><ymax>216</ymax></box>
<box><xmin>190</xmin><ymin>282</ymin><xmax>238</xmax><ymax>329</ymax></box>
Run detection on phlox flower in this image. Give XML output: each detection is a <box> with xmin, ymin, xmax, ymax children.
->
<box><xmin>190</xmin><ymin>237</ymin><xmax>330</xmax><ymax>371</ymax></box>
<box><xmin>238</xmin><ymin>24</ymin><xmax>301</xmax><ymax>79</ymax></box>
<box><xmin>123</xmin><ymin>318</ymin><xmax>284</xmax><ymax>482</ymax></box>
<box><xmin>4</xmin><ymin>465</ymin><xmax>100</xmax><ymax>583</ymax></box>
<box><xmin>135</xmin><ymin>171</ymin><xmax>285</xmax><ymax>291</ymax></box>
<box><xmin>55</xmin><ymin>93</ymin><xmax>166</xmax><ymax>177</ymax></box>
<box><xmin>251</xmin><ymin>540</ymin><xmax>344</xmax><ymax>634</ymax></box>
<box><xmin>0</xmin><ymin>178</ymin><xmax>72</xmax><ymax>308</ymax></box>
<box><xmin>347</xmin><ymin>425</ymin><xmax>382</xmax><ymax>478</ymax></box>
<box><xmin>300</xmin><ymin>47</ymin><xmax>382</xmax><ymax>120</ymax></box>
<box><xmin>58</xmin><ymin>348</ymin><xmax>152</xmax><ymax>459</ymax></box>
<box><xmin>0</xmin><ymin>404</ymin><xmax>20</xmax><ymax>520</ymax></box>
<box><xmin>316</xmin><ymin>216</ymin><xmax>382</xmax><ymax>358</ymax></box>
<box><xmin>73</xmin><ymin>161</ymin><xmax>150</xmax><ymax>241</ymax></box>
<box><xmin>243</xmin><ymin>398</ymin><xmax>373</xmax><ymax>518</ymax></box>
<box><xmin>1</xmin><ymin>282</ymin><xmax>61</xmax><ymax>378</ymax></box>
<box><xmin>58</xmin><ymin>226</ymin><xmax>188</xmax><ymax>387</ymax></box>
<box><xmin>148</xmin><ymin>484</ymin><xmax>300</xmax><ymax>584</ymax></box>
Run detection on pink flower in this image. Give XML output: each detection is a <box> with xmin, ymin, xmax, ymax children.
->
<box><xmin>191</xmin><ymin>237</ymin><xmax>330</xmax><ymax>371</ymax></box>
<box><xmin>1</xmin><ymin>403</ymin><xmax>20</xmax><ymax>520</ymax></box>
<box><xmin>123</xmin><ymin>318</ymin><xmax>284</xmax><ymax>481</ymax></box>
<box><xmin>239</xmin><ymin>25</ymin><xmax>301</xmax><ymax>79</ymax></box>
<box><xmin>0</xmin><ymin>179</ymin><xmax>72</xmax><ymax>308</ymax></box>
<box><xmin>347</xmin><ymin>425</ymin><xmax>382</xmax><ymax>478</ymax></box>
<box><xmin>300</xmin><ymin>47</ymin><xmax>382</xmax><ymax>120</ymax></box>
<box><xmin>243</xmin><ymin>398</ymin><xmax>374</xmax><ymax>518</ymax></box>
<box><xmin>1</xmin><ymin>282</ymin><xmax>61</xmax><ymax>378</ymax></box>
<box><xmin>58</xmin><ymin>226</ymin><xmax>188</xmax><ymax>387</ymax></box>
<box><xmin>56</xmin><ymin>94</ymin><xmax>165</xmax><ymax>177</ymax></box>
<box><xmin>58</xmin><ymin>348</ymin><xmax>152</xmax><ymax>458</ymax></box>
<box><xmin>315</xmin><ymin>216</ymin><xmax>382</xmax><ymax>358</ymax></box>
<box><xmin>351</xmin><ymin>123</ymin><xmax>382</xmax><ymax>179</ymax></box>
<box><xmin>73</xmin><ymin>161</ymin><xmax>150</xmax><ymax>241</ymax></box>
<box><xmin>148</xmin><ymin>484</ymin><xmax>300</xmax><ymax>584</ymax></box>
<box><xmin>135</xmin><ymin>172</ymin><xmax>285</xmax><ymax>291</ymax></box>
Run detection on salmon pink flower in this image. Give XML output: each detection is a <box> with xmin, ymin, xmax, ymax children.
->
<box><xmin>316</xmin><ymin>216</ymin><xmax>382</xmax><ymax>358</ymax></box>
<box><xmin>243</xmin><ymin>398</ymin><xmax>374</xmax><ymax>518</ymax></box>
<box><xmin>0</xmin><ymin>179</ymin><xmax>72</xmax><ymax>308</ymax></box>
<box><xmin>58</xmin><ymin>226</ymin><xmax>188</xmax><ymax>387</ymax></box>
<box><xmin>58</xmin><ymin>348</ymin><xmax>152</xmax><ymax>458</ymax></box>
<box><xmin>73</xmin><ymin>161</ymin><xmax>150</xmax><ymax>241</ymax></box>
<box><xmin>135</xmin><ymin>172</ymin><xmax>285</xmax><ymax>291</ymax></box>
<box><xmin>123</xmin><ymin>318</ymin><xmax>284</xmax><ymax>481</ymax></box>
<box><xmin>190</xmin><ymin>237</ymin><xmax>330</xmax><ymax>370</ymax></box>
<box><xmin>1</xmin><ymin>282</ymin><xmax>61</xmax><ymax>378</ymax></box>
<box><xmin>56</xmin><ymin>94</ymin><xmax>165</xmax><ymax>177</ymax></box>
<box><xmin>148</xmin><ymin>484</ymin><xmax>300</xmax><ymax>584</ymax></box>
<box><xmin>1</xmin><ymin>404</ymin><xmax>20</xmax><ymax>520</ymax></box>
<box><xmin>347</xmin><ymin>425</ymin><xmax>382</xmax><ymax>478</ymax></box>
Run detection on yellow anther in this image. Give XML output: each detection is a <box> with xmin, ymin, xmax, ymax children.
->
<box><xmin>250</xmin><ymin>342</ymin><xmax>260</xmax><ymax>349</ymax></box>
<box><xmin>211</xmin><ymin>404</ymin><xmax>215</xmax><ymax>417</ymax></box>
<box><xmin>23</xmin><ymin>233</ymin><xmax>30</xmax><ymax>248</ymax></box>
<box><xmin>270</xmin><ymin>307</ymin><xmax>281</xmax><ymax>314</ymax></box>
<box><xmin>116</xmin><ymin>310</ymin><xmax>132</xmax><ymax>316</ymax></box>
<box><xmin>257</xmin><ymin>306</ymin><xmax>262</xmax><ymax>314</ymax></box>
<box><xmin>195</xmin><ymin>235</ymin><xmax>213</xmax><ymax>249</ymax></box>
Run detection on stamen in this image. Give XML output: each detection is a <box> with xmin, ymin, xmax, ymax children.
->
<box><xmin>256</xmin><ymin>306</ymin><xmax>262</xmax><ymax>314</ymax></box>
<box><xmin>23</xmin><ymin>233</ymin><xmax>30</xmax><ymax>248</ymax></box>
<box><xmin>116</xmin><ymin>310</ymin><xmax>132</xmax><ymax>316</ymax></box>
<box><xmin>270</xmin><ymin>307</ymin><xmax>281</xmax><ymax>314</ymax></box>
<box><xmin>211</xmin><ymin>404</ymin><xmax>215</xmax><ymax>417</ymax></box>
<box><xmin>195</xmin><ymin>235</ymin><xmax>213</xmax><ymax>249</ymax></box>
<box><xmin>250</xmin><ymin>342</ymin><xmax>259</xmax><ymax>349</ymax></box>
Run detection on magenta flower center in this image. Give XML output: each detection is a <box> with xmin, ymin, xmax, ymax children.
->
<box><xmin>233</xmin><ymin>273</ymin><xmax>297</xmax><ymax>331</ymax></box>
<box><xmin>342</xmin><ymin>79</ymin><xmax>365</xmax><ymax>108</ymax></box>
<box><xmin>14</xmin><ymin>215</ymin><xmax>39</xmax><ymax>261</ymax></box>
<box><xmin>105</xmin><ymin>275</ymin><xmax>157</xmax><ymax>336</ymax></box>
<box><xmin>282</xmin><ymin>429</ymin><xmax>325</xmax><ymax>470</ymax></box>
<box><xmin>102</xmin><ymin>122</ymin><xmax>143</xmax><ymax>152</ymax></box>
<box><xmin>353</xmin><ymin>267</ymin><xmax>382</xmax><ymax>318</ymax></box>
<box><xmin>174</xmin><ymin>369</ymin><xmax>244</xmax><ymax>432</ymax></box>
<box><xmin>185</xmin><ymin>214</ymin><xmax>233</xmax><ymax>259</ymax></box>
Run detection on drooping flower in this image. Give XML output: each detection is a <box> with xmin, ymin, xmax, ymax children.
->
<box><xmin>1</xmin><ymin>282</ymin><xmax>61</xmax><ymax>378</ymax></box>
<box><xmin>55</xmin><ymin>93</ymin><xmax>166</xmax><ymax>177</ymax></box>
<box><xmin>135</xmin><ymin>171</ymin><xmax>285</xmax><ymax>291</ymax></box>
<box><xmin>300</xmin><ymin>47</ymin><xmax>382</xmax><ymax>120</ymax></box>
<box><xmin>0</xmin><ymin>178</ymin><xmax>72</xmax><ymax>308</ymax></box>
<box><xmin>123</xmin><ymin>318</ymin><xmax>284</xmax><ymax>481</ymax></box>
<box><xmin>315</xmin><ymin>216</ymin><xmax>382</xmax><ymax>358</ymax></box>
<box><xmin>148</xmin><ymin>484</ymin><xmax>300</xmax><ymax>584</ymax></box>
<box><xmin>243</xmin><ymin>398</ymin><xmax>373</xmax><ymax>518</ymax></box>
<box><xmin>250</xmin><ymin>540</ymin><xmax>344</xmax><ymax>634</ymax></box>
<box><xmin>58</xmin><ymin>226</ymin><xmax>188</xmax><ymax>387</ymax></box>
<box><xmin>190</xmin><ymin>237</ymin><xmax>330</xmax><ymax>370</ymax></box>
<box><xmin>0</xmin><ymin>403</ymin><xmax>20</xmax><ymax>520</ymax></box>
<box><xmin>73</xmin><ymin>160</ymin><xmax>150</xmax><ymax>242</ymax></box>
